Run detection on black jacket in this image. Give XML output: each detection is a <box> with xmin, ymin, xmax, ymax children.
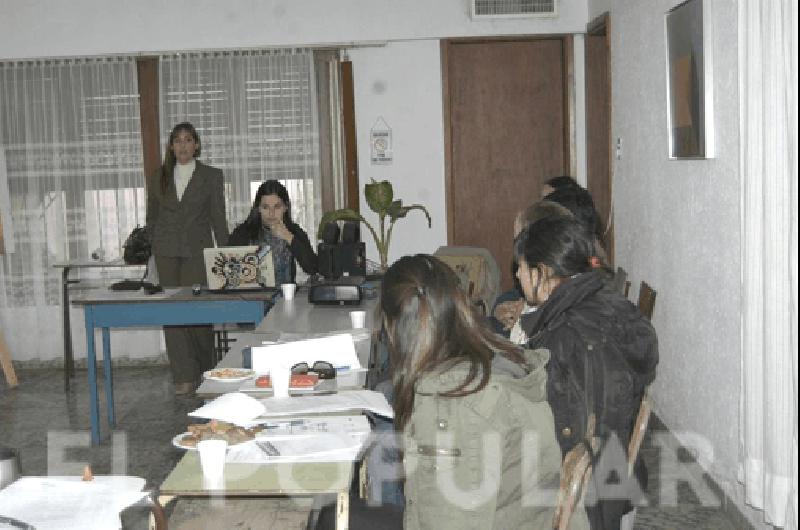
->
<box><xmin>228</xmin><ymin>221</ymin><xmax>318</xmax><ymax>282</ymax></box>
<box><xmin>522</xmin><ymin>270</ymin><xmax>658</xmax><ymax>529</ymax></box>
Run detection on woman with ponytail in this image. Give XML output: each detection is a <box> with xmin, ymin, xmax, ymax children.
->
<box><xmin>379</xmin><ymin>254</ymin><xmax>577</xmax><ymax>529</ymax></box>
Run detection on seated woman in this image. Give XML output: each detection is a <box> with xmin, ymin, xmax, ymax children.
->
<box><xmin>491</xmin><ymin>200</ymin><xmax>576</xmax><ymax>342</ymax></box>
<box><xmin>381</xmin><ymin>254</ymin><xmax>576</xmax><ymax>529</ymax></box>
<box><xmin>228</xmin><ymin>180</ymin><xmax>318</xmax><ymax>284</ymax></box>
<box><xmin>514</xmin><ymin>216</ymin><xmax>658</xmax><ymax>530</ymax></box>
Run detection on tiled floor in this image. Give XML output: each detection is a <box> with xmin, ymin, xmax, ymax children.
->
<box><xmin>0</xmin><ymin>365</ymin><xmax>752</xmax><ymax>529</ymax></box>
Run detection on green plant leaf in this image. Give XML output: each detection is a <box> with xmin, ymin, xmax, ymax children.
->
<box><xmin>365</xmin><ymin>179</ymin><xmax>393</xmax><ymax>216</ymax></box>
<box><xmin>387</xmin><ymin>201</ymin><xmax>432</xmax><ymax>228</ymax></box>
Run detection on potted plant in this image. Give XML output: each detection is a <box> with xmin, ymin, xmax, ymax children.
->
<box><xmin>318</xmin><ymin>179</ymin><xmax>431</xmax><ymax>271</ymax></box>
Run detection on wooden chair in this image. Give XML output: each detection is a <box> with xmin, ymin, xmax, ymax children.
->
<box><xmin>553</xmin><ymin>415</ymin><xmax>599</xmax><ymax>530</ymax></box>
<box><xmin>433</xmin><ymin>246</ymin><xmax>500</xmax><ymax>314</ymax></box>
<box><xmin>627</xmin><ymin>386</ymin><xmax>652</xmax><ymax>476</ymax></box>
<box><xmin>637</xmin><ymin>281</ymin><xmax>657</xmax><ymax>320</ymax></box>
<box><xmin>0</xmin><ymin>329</ymin><xmax>18</xmax><ymax>388</ymax></box>
<box><xmin>612</xmin><ymin>267</ymin><xmax>628</xmax><ymax>296</ymax></box>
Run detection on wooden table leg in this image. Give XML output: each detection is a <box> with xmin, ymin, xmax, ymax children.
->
<box><xmin>335</xmin><ymin>491</ymin><xmax>349</xmax><ymax>530</ymax></box>
<box><xmin>0</xmin><ymin>328</ymin><xmax>18</xmax><ymax>388</ymax></box>
<box><xmin>149</xmin><ymin>494</ymin><xmax>174</xmax><ymax>530</ymax></box>
<box><xmin>358</xmin><ymin>459</ymin><xmax>368</xmax><ymax>500</ymax></box>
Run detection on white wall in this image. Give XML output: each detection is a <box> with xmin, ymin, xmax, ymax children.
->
<box><xmin>587</xmin><ymin>0</ymin><xmax>762</xmax><ymax>525</ymax></box>
<box><xmin>0</xmin><ymin>0</ymin><xmax>588</xmax><ymax>361</ymax></box>
<box><xmin>0</xmin><ymin>0</ymin><xmax>587</xmax><ymax>60</ymax></box>
<box><xmin>349</xmin><ymin>41</ymin><xmax>449</xmax><ymax>264</ymax></box>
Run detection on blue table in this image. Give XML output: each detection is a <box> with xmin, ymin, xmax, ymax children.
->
<box><xmin>72</xmin><ymin>287</ymin><xmax>276</xmax><ymax>445</ymax></box>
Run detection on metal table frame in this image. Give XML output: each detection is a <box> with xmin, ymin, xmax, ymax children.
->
<box><xmin>53</xmin><ymin>260</ymin><xmax>144</xmax><ymax>390</ymax></box>
<box><xmin>72</xmin><ymin>288</ymin><xmax>274</xmax><ymax>444</ymax></box>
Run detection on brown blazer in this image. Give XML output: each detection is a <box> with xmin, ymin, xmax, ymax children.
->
<box><xmin>146</xmin><ymin>160</ymin><xmax>229</xmax><ymax>258</ymax></box>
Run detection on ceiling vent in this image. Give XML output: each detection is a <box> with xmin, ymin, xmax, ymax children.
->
<box><xmin>471</xmin><ymin>0</ymin><xmax>557</xmax><ymax>18</ymax></box>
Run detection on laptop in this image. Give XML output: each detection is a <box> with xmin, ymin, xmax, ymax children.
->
<box><xmin>203</xmin><ymin>245</ymin><xmax>276</xmax><ymax>292</ymax></box>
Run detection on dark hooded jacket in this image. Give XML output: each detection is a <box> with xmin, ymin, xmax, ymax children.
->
<box><xmin>521</xmin><ymin>270</ymin><xmax>658</xmax><ymax>529</ymax></box>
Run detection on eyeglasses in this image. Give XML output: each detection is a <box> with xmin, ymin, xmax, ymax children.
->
<box><xmin>291</xmin><ymin>361</ymin><xmax>336</xmax><ymax>380</ymax></box>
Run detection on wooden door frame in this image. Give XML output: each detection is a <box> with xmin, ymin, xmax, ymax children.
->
<box><xmin>585</xmin><ymin>12</ymin><xmax>614</xmax><ymax>264</ymax></box>
<box><xmin>440</xmin><ymin>36</ymin><xmax>574</xmax><ymax>243</ymax></box>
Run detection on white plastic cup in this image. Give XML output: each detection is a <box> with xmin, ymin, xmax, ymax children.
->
<box><xmin>270</xmin><ymin>366</ymin><xmax>292</xmax><ymax>399</ymax></box>
<box><xmin>281</xmin><ymin>283</ymin><xmax>296</xmax><ymax>300</ymax></box>
<box><xmin>349</xmin><ymin>310</ymin><xmax>366</xmax><ymax>329</ymax></box>
<box><xmin>197</xmin><ymin>439</ymin><xmax>227</xmax><ymax>486</ymax></box>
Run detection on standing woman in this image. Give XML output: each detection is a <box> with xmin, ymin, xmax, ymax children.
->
<box><xmin>146</xmin><ymin>122</ymin><xmax>229</xmax><ymax>395</ymax></box>
<box><xmin>380</xmin><ymin>254</ymin><xmax>574</xmax><ymax>529</ymax></box>
<box><xmin>228</xmin><ymin>180</ymin><xmax>318</xmax><ymax>284</ymax></box>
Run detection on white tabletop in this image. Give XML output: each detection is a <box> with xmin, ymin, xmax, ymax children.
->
<box><xmin>196</xmin><ymin>293</ymin><xmax>378</xmax><ymax>397</ymax></box>
<box><xmin>255</xmin><ymin>290</ymin><xmax>377</xmax><ymax>334</ymax></box>
<box><xmin>52</xmin><ymin>258</ymin><xmax>142</xmax><ymax>269</ymax></box>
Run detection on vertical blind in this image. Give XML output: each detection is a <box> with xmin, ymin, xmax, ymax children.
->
<box><xmin>0</xmin><ymin>49</ymin><xmax>343</xmax><ymax>361</ymax></box>
<box><xmin>158</xmin><ymin>49</ymin><xmax>323</xmax><ymax>244</ymax></box>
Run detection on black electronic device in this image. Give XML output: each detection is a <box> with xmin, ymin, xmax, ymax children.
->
<box><xmin>341</xmin><ymin>221</ymin><xmax>360</xmax><ymax>243</ymax></box>
<box><xmin>317</xmin><ymin>243</ymin><xmax>342</xmax><ymax>280</ymax></box>
<box><xmin>308</xmin><ymin>283</ymin><xmax>362</xmax><ymax>305</ymax></box>
<box><xmin>317</xmin><ymin>241</ymin><xmax>366</xmax><ymax>280</ymax></box>
<box><xmin>321</xmin><ymin>222</ymin><xmax>341</xmax><ymax>245</ymax></box>
<box><xmin>338</xmin><ymin>242</ymin><xmax>366</xmax><ymax>277</ymax></box>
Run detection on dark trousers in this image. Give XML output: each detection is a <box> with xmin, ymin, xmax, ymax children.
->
<box><xmin>155</xmin><ymin>255</ymin><xmax>214</xmax><ymax>384</ymax></box>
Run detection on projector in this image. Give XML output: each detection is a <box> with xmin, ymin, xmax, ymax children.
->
<box><xmin>308</xmin><ymin>278</ymin><xmax>363</xmax><ymax>305</ymax></box>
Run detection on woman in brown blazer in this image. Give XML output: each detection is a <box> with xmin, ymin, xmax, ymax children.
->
<box><xmin>146</xmin><ymin>122</ymin><xmax>229</xmax><ymax>395</ymax></box>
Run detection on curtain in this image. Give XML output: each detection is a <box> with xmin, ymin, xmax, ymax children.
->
<box><xmin>738</xmin><ymin>1</ymin><xmax>798</xmax><ymax>528</ymax></box>
<box><xmin>0</xmin><ymin>57</ymin><xmax>162</xmax><ymax>361</ymax></box>
<box><xmin>158</xmin><ymin>49</ymin><xmax>327</xmax><ymax>256</ymax></box>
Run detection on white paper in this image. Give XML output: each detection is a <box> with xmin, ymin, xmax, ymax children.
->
<box><xmin>0</xmin><ymin>476</ymin><xmax>147</xmax><ymax>530</ymax></box>
<box><xmin>257</xmin><ymin>390</ymin><xmax>393</xmax><ymax>419</ymax></box>
<box><xmin>226</xmin><ymin>433</ymin><xmax>365</xmax><ymax>463</ymax></box>
<box><xmin>251</xmin><ymin>333</ymin><xmax>361</xmax><ymax>374</ymax></box>
<box><xmin>189</xmin><ymin>392</ymin><xmax>266</xmax><ymax>425</ymax></box>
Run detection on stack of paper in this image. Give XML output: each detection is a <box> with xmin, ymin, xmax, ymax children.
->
<box><xmin>0</xmin><ymin>476</ymin><xmax>147</xmax><ymax>530</ymax></box>
<box><xmin>189</xmin><ymin>390</ymin><xmax>393</xmax><ymax>426</ymax></box>
<box><xmin>258</xmin><ymin>390</ymin><xmax>393</xmax><ymax>419</ymax></box>
<box><xmin>226</xmin><ymin>415</ymin><xmax>372</xmax><ymax>463</ymax></box>
<box><xmin>188</xmin><ymin>392</ymin><xmax>265</xmax><ymax>425</ymax></box>
<box><xmin>251</xmin><ymin>333</ymin><xmax>361</xmax><ymax>373</ymax></box>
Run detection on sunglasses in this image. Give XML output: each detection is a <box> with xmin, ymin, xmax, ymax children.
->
<box><xmin>291</xmin><ymin>361</ymin><xmax>336</xmax><ymax>380</ymax></box>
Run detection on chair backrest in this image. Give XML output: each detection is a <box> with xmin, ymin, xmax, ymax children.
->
<box><xmin>627</xmin><ymin>386</ymin><xmax>652</xmax><ymax>477</ymax></box>
<box><xmin>637</xmin><ymin>281</ymin><xmax>657</xmax><ymax>320</ymax></box>
<box><xmin>553</xmin><ymin>415</ymin><xmax>598</xmax><ymax>530</ymax></box>
<box><xmin>433</xmin><ymin>246</ymin><xmax>501</xmax><ymax>312</ymax></box>
<box><xmin>612</xmin><ymin>267</ymin><xmax>628</xmax><ymax>295</ymax></box>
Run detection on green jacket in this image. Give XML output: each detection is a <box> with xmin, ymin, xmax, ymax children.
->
<box><xmin>403</xmin><ymin>348</ymin><xmax>589</xmax><ymax>530</ymax></box>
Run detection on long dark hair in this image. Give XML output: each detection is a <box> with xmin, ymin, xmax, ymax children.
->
<box><xmin>159</xmin><ymin>122</ymin><xmax>201</xmax><ymax>194</ymax></box>
<box><xmin>380</xmin><ymin>254</ymin><xmax>526</xmax><ymax>429</ymax></box>
<box><xmin>544</xmin><ymin>175</ymin><xmax>581</xmax><ymax>192</ymax></box>
<box><xmin>514</xmin><ymin>216</ymin><xmax>595</xmax><ymax>279</ymax></box>
<box><xmin>239</xmin><ymin>180</ymin><xmax>294</xmax><ymax>240</ymax></box>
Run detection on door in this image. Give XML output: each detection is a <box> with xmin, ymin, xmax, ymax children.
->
<box><xmin>585</xmin><ymin>14</ymin><xmax>614</xmax><ymax>264</ymax></box>
<box><xmin>442</xmin><ymin>38</ymin><xmax>569</xmax><ymax>291</ymax></box>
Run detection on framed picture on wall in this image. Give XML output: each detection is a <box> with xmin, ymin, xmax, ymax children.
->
<box><xmin>665</xmin><ymin>0</ymin><xmax>715</xmax><ymax>159</ymax></box>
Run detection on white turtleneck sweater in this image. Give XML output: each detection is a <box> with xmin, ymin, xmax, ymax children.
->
<box><xmin>174</xmin><ymin>159</ymin><xmax>196</xmax><ymax>201</ymax></box>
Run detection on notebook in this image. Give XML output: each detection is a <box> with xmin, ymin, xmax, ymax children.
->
<box><xmin>203</xmin><ymin>245</ymin><xmax>276</xmax><ymax>291</ymax></box>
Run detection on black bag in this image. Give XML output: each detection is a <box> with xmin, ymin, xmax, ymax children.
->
<box><xmin>122</xmin><ymin>226</ymin><xmax>151</xmax><ymax>265</ymax></box>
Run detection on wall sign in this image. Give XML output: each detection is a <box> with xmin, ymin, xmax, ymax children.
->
<box><xmin>370</xmin><ymin>117</ymin><xmax>393</xmax><ymax>165</ymax></box>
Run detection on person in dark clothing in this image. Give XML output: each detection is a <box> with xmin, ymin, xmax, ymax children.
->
<box><xmin>228</xmin><ymin>180</ymin><xmax>318</xmax><ymax>284</ymax></box>
<box><xmin>514</xmin><ymin>216</ymin><xmax>658</xmax><ymax>530</ymax></box>
<box><xmin>541</xmin><ymin>174</ymin><xmax>583</xmax><ymax>198</ymax></box>
<box><xmin>542</xmin><ymin>182</ymin><xmax>607</xmax><ymax>266</ymax></box>
<box><xmin>490</xmin><ymin>200</ymin><xmax>577</xmax><ymax>338</ymax></box>
<box><xmin>146</xmin><ymin>122</ymin><xmax>229</xmax><ymax>395</ymax></box>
